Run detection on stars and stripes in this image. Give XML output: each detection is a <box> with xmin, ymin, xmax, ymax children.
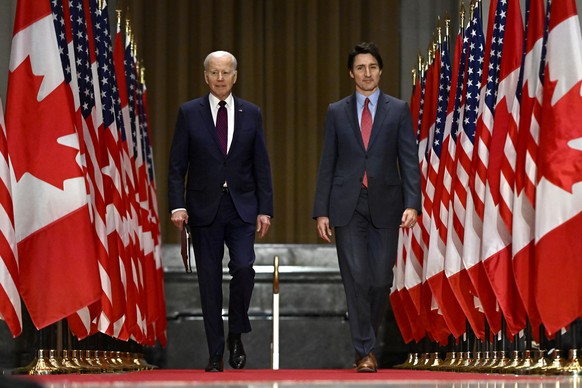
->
<box><xmin>0</xmin><ymin>97</ymin><xmax>21</xmax><ymax>337</ymax></box>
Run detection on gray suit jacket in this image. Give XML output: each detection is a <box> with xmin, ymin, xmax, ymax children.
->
<box><xmin>312</xmin><ymin>91</ymin><xmax>421</xmax><ymax>228</ymax></box>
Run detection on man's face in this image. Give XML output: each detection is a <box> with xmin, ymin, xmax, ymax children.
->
<box><xmin>204</xmin><ymin>55</ymin><xmax>238</xmax><ymax>100</ymax></box>
<box><xmin>349</xmin><ymin>53</ymin><xmax>382</xmax><ymax>95</ymax></box>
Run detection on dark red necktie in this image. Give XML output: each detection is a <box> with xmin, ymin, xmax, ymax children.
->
<box><xmin>216</xmin><ymin>100</ymin><xmax>228</xmax><ymax>155</ymax></box>
<box><xmin>361</xmin><ymin>98</ymin><xmax>372</xmax><ymax>187</ymax></box>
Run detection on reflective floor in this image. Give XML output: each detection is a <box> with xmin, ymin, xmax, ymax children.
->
<box><xmin>10</xmin><ymin>373</ymin><xmax>581</xmax><ymax>388</ymax></box>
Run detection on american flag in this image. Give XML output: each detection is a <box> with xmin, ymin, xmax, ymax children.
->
<box><xmin>443</xmin><ymin>3</ymin><xmax>486</xmax><ymax>340</ymax></box>
<box><xmin>461</xmin><ymin>0</ymin><xmax>504</xmax><ymax>335</ymax></box>
<box><xmin>138</xmin><ymin>78</ymin><xmax>167</xmax><ymax>345</ymax></box>
<box><xmin>403</xmin><ymin>61</ymin><xmax>426</xmax><ymax>323</ymax></box>
<box><xmin>89</xmin><ymin>0</ymin><xmax>129</xmax><ymax>338</ymax></box>
<box><xmin>113</xmin><ymin>14</ymin><xmax>144</xmax><ymax>343</ymax></box>
<box><xmin>0</xmin><ymin>97</ymin><xmax>21</xmax><ymax>337</ymax></box>
<box><xmin>398</xmin><ymin>67</ymin><xmax>427</xmax><ymax>343</ymax></box>
<box><xmin>417</xmin><ymin>44</ymin><xmax>452</xmax><ymax>344</ymax></box>
<box><xmin>123</xmin><ymin>22</ymin><xmax>149</xmax><ymax>343</ymax></box>
<box><xmin>425</xmin><ymin>27</ymin><xmax>466</xmax><ymax>339</ymax></box>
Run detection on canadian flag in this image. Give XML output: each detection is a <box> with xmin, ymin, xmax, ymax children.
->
<box><xmin>535</xmin><ymin>0</ymin><xmax>582</xmax><ymax>336</ymax></box>
<box><xmin>512</xmin><ymin>0</ymin><xmax>545</xmax><ymax>341</ymax></box>
<box><xmin>5</xmin><ymin>0</ymin><xmax>102</xmax><ymax>330</ymax></box>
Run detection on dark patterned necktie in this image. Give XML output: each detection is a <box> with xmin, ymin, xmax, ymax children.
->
<box><xmin>216</xmin><ymin>100</ymin><xmax>228</xmax><ymax>155</ymax></box>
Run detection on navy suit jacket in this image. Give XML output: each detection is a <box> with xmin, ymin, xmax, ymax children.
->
<box><xmin>168</xmin><ymin>93</ymin><xmax>273</xmax><ymax>226</ymax></box>
<box><xmin>313</xmin><ymin>91</ymin><xmax>421</xmax><ymax>228</ymax></box>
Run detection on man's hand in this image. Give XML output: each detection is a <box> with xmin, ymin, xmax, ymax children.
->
<box><xmin>316</xmin><ymin>216</ymin><xmax>333</xmax><ymax>243</ymax></box>
<box><xmin>400</xmin><ymin>208</ymin><xmax>418</xmax><ymax>229</ymax></box>
<box><xmin>256</xmin><ymin>214</ymin><xmax>271</xmax><ymax>239</ymax></box>
<box><xmin>171</xmin><ymin>209</ymin><xmax>189</xmax><ymax>230</ymax></box>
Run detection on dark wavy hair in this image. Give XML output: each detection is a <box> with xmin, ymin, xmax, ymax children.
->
<box><xmin>347</xmin><ymin>42</ymin><xmax>383</xmax><ymax>70</ymax></box>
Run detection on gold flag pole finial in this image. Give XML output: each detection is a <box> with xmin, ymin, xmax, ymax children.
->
<box><xmin>116</xmin><ymin>8</ymin><xmax>123</xmax><ymax>32</ymax></box>
<box><xmin>411</xmin><ymin>68</ymin><xmax>417</xmax><ymax>88</ymax></box>
<box><xmin>460</xmin><ymin>1</ymin><xmax>466</xmax><ymax>29</ymax></box>
<box><xmin>436</xmin><ymin>17</ymin><xmax>442</xmax><ymax>46</ymax></box>
<box><xmin>444</xmin><ymin>13</ymin><xmax>451</xmax><ymax>40</ymax></box>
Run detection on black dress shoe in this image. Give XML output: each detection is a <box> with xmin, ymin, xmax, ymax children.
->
<box><xmin>228</xmin><ymin>335</ymin><xmax>246</xmax><ymax>369</ymax></box>
<box><xmin>205</xmin><ymin>355</ymin><xmax>224</xmax><ymax>372</ymax></box>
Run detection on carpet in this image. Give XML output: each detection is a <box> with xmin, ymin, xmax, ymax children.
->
<box><xmin>18</xmin><ymin>368</ymin><xmax>563</xmax><ymax>385</ymax></box>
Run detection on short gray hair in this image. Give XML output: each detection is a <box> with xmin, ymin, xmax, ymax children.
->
<box><xmin>204</xmin><ymin>51</ymin><xmax>238</xmax><ymax>70</ymax></box>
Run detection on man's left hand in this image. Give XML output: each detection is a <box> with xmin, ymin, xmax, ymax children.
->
<box><xmin>400</xmin><ymin>208</ymin><xmax>418</xmax><ymax>229</ymax></box>
<box><xmin>256</xmin><ymin>214</ymin><xmax>271</xmax><ymax>239</ymax></box>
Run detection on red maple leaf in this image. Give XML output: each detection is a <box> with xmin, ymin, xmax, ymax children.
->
<box><xmin>6</xmin><ymin>57</ymin><xmax>82</xmax><ymax>190</ymax></box>
<box><xmin>538</xmin><ymin>73</ymin><xmax>582</xmax><ymax>193</ymax></box>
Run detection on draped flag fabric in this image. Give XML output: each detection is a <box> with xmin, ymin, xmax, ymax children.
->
<box><xmin>425</xmin><ymin>31</ymin><xmax>466</xmax><ymax>339</ymax></box>
<box><xmin>0</xmin><ymin>97</ymin><xmax>21</xmax><ymax>337</ymax></box>
<box><xmin>535</xmin><ymin>0</ymin><xmax>582</xmax><ymax>336</ymax></box>
<box><xmin>5</xmin><ymin>0</ymin><xmax>102</xmax><ymax>330</ymax></box>
<box><xmin>140</xmin><ymin>81</ymin><xmax>167</xmax><ymax>346</ymax></box>
<box><xmin>443</xmin><ymin>6</ymin><xmax>486</xmax><ymax>340</ymax></box>
<box><xmin>462</xmin><ymin>0</ymin><xmax>504</xmax><ymax>336</ymax></box>
<box><xmin>480</xmin><ymin>0</ymin><xmax>527</xmax><ymax>338</ymax></box>
<box><xmin>113</xmin><ymin>15</ymin><xmax>144</xmax><ymax>343</ymax></box>
<box><xmin>390</xmin><ymin>229</ymin><xmax>414</xmax><ymax>344</ymax></box>
<box><xmin>512</xmin><ymin>0</ymin><xmax>546</xmax><ymax>340</ymax></box>
<box><xmin>397</xmin><ymin>0</ymin><xmax>582</xmax><ymax>344</ymax></box>
<box><xmin>397</xmin><ymin>71</ymin><xmax>427</xmax><ymax>343</ymax></box>
<box><xmin>3</xmin><ymin>0</ymin><xmax>165</xmax><ymax>346</ymax></box>
<box><xmin>54</xmin><ymin>0</ymin><xmax>114</xmax><ymax>339</ymax></box>
<box><xmin>88</xmin><ymin>0</ymin><xmax>129</xmax><ymax>338</ymax></box>
<box><xmin>417</xmin><ymin>45</ymin><xmax>452</xmax><ymax>345</ymax></box>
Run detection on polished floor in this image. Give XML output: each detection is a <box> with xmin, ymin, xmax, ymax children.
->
<box><xmin>9</xmin><ymin>370</ymin><xmax>581</xmax><ymax>388</ymax></box>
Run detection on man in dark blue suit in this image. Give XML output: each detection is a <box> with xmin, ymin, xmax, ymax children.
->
<box><xmin>313</xmin><ymin>42</ymin><xmax>421</xmax><ymax>372</ymax></box>
<box><xmin>168</xmin><ymin>51</ymin><xmax>273</xmax><ymax>372</ymax></box>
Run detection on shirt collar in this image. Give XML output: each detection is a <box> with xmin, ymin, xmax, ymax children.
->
<box><xmin>209</xmin><ymin>93</ymin><xmax>234</xmax><ymax>108</ymax></box>
<box><xmin>356</xmin><ymin>89</ymin><xmax>380</xmax><ymax>108</ymax></box>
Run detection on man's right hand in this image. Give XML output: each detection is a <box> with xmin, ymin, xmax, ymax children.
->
<box><xmin>171</xmin><ymin>209</ymin><xmax>189</xmax><ymax>230</ymax></box>
<box><xmin>316</xmin><ymin>216</ymin><xmax>333</xmax><ymax>243</ymax></box>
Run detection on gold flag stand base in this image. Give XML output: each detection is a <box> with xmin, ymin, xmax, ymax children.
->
<box><xmin>10</xmin><ymin>349</ymin><xmax>156</xmax><ymax>375</ymax></box>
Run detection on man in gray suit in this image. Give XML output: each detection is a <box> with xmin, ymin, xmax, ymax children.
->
<box><xmin>313</xmin><ymin>42</ymin><xmax>421</xmax><ymax>372</ymax></box>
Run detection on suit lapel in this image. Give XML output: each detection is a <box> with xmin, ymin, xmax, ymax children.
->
<box><xmin>368</xmin><ymin>93</ymin><xmax>391</xmax><ymax>151</ymax></box>
<box><xmin>344</xmin><ymin>94</ymin><xmax>365</xmax><ymax>150</ymax></box>
<box><xmin>230</xmin><ymin>96</ymin><xmax>244</xmax><ymax>156</ymax></box>
<box><xmin>200</xmin><ymin>93</ymin><xmax>226</xmax><ymax>157</ymax></box>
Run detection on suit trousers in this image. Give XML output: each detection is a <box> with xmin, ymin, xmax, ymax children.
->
<box><xmin>191</xmin><ymin>190</ymin><xmax>256</xmax><ymax>357</ymax></box>
<box><xmin>335</xmin><ymin>188</ymin><xmax>399</xmax><ymax>358</ymax></box>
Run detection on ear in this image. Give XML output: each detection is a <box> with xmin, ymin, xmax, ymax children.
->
<box><xmin>233</xmin><ymin>71</ymin><xmax>238</xmax><ymax>84</ymax></box>
<box><xmin>204</xmin><ymin>72</ymin><xmax>210</xmax><ymax>85</ymax></box>
<box><xmin>349</xmin><ymin>70</ymin><xmax>355</xmax><ymax>79</ymax></box>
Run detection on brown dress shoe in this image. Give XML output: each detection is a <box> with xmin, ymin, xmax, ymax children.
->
<box><xmin>355</xmin><ymin>353</ymin><xmax>377</xmax><ymax>372</ymax></box>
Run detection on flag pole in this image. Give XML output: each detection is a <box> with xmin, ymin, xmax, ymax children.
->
<box><xmin>271</xmin><ymin>255</ymin><xmax>280</xmax><ymax>370</ymax></box>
